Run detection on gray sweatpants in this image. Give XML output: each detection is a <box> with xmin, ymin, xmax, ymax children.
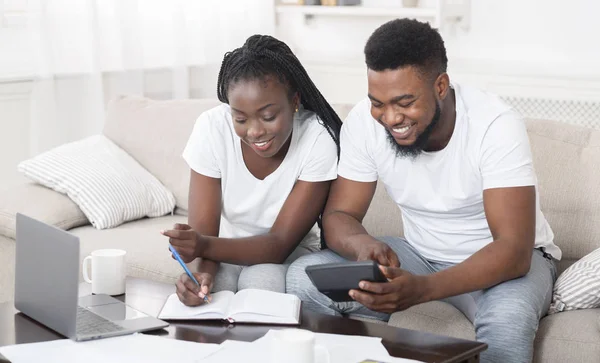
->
<box><xmin>286</xmin><ymin>237</ymin><xmax>557</xmax><ymax>363</ymax></box>
<box><xmin>211</xmin><ymin>245</ymin><xmax>316</xmax><ymax>293</ymax></box>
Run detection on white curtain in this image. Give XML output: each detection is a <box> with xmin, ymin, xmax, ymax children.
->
<box><xmin>26</xmin><ymin>0</ymin><xmax>274</xmax><ymax>156</ymax></box>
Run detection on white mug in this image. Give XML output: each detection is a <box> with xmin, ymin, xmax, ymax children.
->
<box><xmin>271</xmin><ymin>329</ymin><xmax>329</xmax><ymax>363</ymax></box>
<box><xmin>82</xmin><ymin>249</ymin><xmax>126</xmax><ymax>295</ymax></box>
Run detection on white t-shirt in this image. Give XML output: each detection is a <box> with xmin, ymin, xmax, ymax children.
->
<box><xmin>338</xmin><ymin>83</ymin><xmax>561</xmax><ymax>263</ymax></box>
<box><xmin>182</xmin><ymin>104</ymin><xmax>338</xmax><ymax>251</ymax></box>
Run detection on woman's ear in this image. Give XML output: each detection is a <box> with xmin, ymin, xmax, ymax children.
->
<box><xmin>291</xmin><ymin>92</ymin><xmax>300</xmax><ymax>112</ymax></box>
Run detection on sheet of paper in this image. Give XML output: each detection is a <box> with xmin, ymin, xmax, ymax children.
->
<box><xmin>0</xmin><ymin>334</ymin><xmax>220</xmax><ymax>363</ymax></box>
<box><xmin>314</xmin><ymin>331</ymin><xmax>388</xmax><ymax>355</ymax></box>
<box><xmin>201</xmin><ymin>340</ymin><xmax>259</xmax><ymax>362</ymax></box>
<box><xmin>264</xmin><ymin>330</ymin><xmax>422</xmax><ymax>363</ymax></box>
<box><xmin>310</xmin><ymin>332</ymin><xmax>423</xmax><ymax>363</ymax></box>
<box><xmin>202</xmin><ymin>330</ymin><xmax>423</xmax><ymax>363</ymax></box>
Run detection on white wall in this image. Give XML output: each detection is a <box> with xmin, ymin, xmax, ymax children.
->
<box><xmin>0</xmin><ymin>0</ymin><xmax>274</xmax><ymax>186</ymax></box>
<box><xmin>276</xmin><ymin>0</ymin><xmax>600</xmax><ymax>104</ymax></box>
<box><xmin>444</xmin><ymin>0</ymin><xmax>600</xmax><ymax>77</ymax></box>
<box><xmin>0</xmin><ymin>81</ymin><xmax>31</xmax><ymax>186</ymax></box>
<box><xmin>2</xmin><ymin>0</ymin><xmax>599</xmax><ymax>185</ymax></box>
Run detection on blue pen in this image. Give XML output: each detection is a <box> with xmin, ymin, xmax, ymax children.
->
<box><xmin>169</xmin><ymin>244</ymin><xmax>210</xmax><ymax>303</ymax></box>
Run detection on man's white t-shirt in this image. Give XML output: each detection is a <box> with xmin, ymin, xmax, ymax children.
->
<box><xmin>339</xmin><ymin>83</ymin><xmax>561</xmax><ymax>263</ymax></box>
<box><xmin>182</xmin><ymin>104</ymin><xmax>338</xmax><ymax>251</ymax></box>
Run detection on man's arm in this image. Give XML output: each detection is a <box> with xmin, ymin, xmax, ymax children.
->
<box><xmin>323</xmin><ymin>176</ymin><xmax>400</xmax><ymax>267</ymax></box>
<box><xmin>323</xmin><ymin>176</ymin><xmax>376</xmax><ymax>257</ymax></box>
<box><xmin>421</xmin><ymin>185</ymin><xmax>536</xmax><ymax>301</ymax></box>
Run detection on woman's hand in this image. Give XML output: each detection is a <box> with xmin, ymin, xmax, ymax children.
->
<box><xmin>175</xmin><ymin>272</ymin><xmax>214</xmax><ymax>306</ymax></box>
<box><xmin>161</xmin><ymin>223</ymin><xmax>209</xmax><ymax>263</ymax></box>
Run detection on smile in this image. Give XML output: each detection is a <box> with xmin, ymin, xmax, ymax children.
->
<box><xmin>389</xmin><ymin>123</ymin><xmax>414</xmax><ymax>139</ymax></box>
<box><xmin>392</xmin><ymin>125</ymin><xmax>411</xmax><ymax>134</ymax></box>
<box><xmin>250</xmin><ymin>138</ymin><xmax>274</xmax><ymax>151</ymax></box>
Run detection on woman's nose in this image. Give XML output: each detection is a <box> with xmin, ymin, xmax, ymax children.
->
<box><xmin>247</xmin><ymin>122</ymin><xmax>266</xmax><ymax>140</ymax></box>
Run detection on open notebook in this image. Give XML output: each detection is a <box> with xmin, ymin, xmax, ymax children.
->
<box><xmin>158</xmin><ymin>288</ymin><xmax>301</xmax><ymax>325</ymax></box>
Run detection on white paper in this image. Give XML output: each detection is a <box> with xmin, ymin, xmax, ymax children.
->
<box><xmin>283</xmin><ymin>330</ymin><xmax>422</xmax><ymax>363</ymax></box>
<box><xmin>201</xmin><ymin>340</ymin><xmax>259</xmax><ymax>362</ymax></box>
<box><xmin>202</xmin><ymin>330</ymin><xmax>423</xmax><ymax>363</ymax></box>
<box><xmin>0</xmin><ymin>334</ymin><xmax>220</xmax><ymax>363</ymax></box>
<box><xmin>0</xmin><ymin>330</ymin><xmax>423</xmax><ymax>363</ymax></box>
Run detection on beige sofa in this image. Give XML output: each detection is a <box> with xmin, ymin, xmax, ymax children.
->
<box><xmin>1</xmin><ymin>96</ymin><xmax>599</xmax><ymax>362</ymax></box>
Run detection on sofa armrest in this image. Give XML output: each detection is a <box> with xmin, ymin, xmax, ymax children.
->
<box><xmin>0</xmin><ymin>182</ymin><xmax>88</xmax><ymax>239</ymax></box>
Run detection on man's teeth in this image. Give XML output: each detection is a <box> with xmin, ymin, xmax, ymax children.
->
<box><xmin>393</xmin><ymin>125</ymin><xmax>410</xmax><ymax>133</ymax></box>
<box><xmin>254</xmin><ymin>141</ymin><xmax>268</xmax><ymax>147</ymax></box>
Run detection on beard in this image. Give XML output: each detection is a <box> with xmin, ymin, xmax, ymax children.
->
<box><xmin>386</xmin><ymin>102</ymin><xmax>441</xmax><ymax>159</ymax></box>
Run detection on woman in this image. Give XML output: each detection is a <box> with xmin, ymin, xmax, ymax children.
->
<box><xmin>161</xmin><ymin>34</ymin><xmax>342</xmax><ymax>306</ymax></box>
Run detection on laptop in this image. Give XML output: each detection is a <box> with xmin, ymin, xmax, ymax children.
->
<box><xmin>14</xmin><ymin>213</ymin><xmax>169</xmax><ymax>341</ymax></box>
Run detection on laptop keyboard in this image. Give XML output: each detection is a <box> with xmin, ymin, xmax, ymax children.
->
<box><xmin>76</xmin><ymin>306</ymin><xmax>125</xmax><ymax>337</ymax></box>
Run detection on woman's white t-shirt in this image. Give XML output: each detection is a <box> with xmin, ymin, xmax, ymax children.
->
<box><xmin>182</xmin><ymin>104</ymin><xmax>338</xmax><ymax>250</ymax></box>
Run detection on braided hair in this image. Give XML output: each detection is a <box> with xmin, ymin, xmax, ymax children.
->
<box><xmin>217</xmin><ymin>34</ymin><xmax>342</xmax><ymax>157</ymax></box>
<box><xmin>216</xmin><ymin>35</ymin><xmax>342</xmax><ymax>249</ymax></box>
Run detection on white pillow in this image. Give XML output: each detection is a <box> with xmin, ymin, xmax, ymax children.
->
<box><xmin>548</xmin><ymin>247</ymin><xmax>600</xmax><ymax>314</ymax></box>
<box><xmin>18</xmin><ymin>135</ymin><xmax>176</xmax><ymax>229</ymax></box>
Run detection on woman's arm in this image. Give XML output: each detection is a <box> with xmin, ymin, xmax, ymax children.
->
<box><xmin>200</xmin><ymin>179</ymin><xmax>332</xmax><ymax>265</ymax></box>
<box><xmin>187</xmin><ymin>170</ymin><xmax>222</xmax><ymax>275</ymax></box>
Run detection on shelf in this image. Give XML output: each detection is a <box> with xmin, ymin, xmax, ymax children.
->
<box><xmin>275</xmin><ymin>1</ymin><xmax>470</xmax><ymax>29</ymax></box>
<box><xmin>275</xmin><ymin>5</ymin><xmax>438</xmax><ymax>18</ymax></box>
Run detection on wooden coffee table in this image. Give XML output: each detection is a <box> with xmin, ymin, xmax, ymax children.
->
<box><xmin>0</xmin><ymin>278</ymin><xmax>486</xmax><ymax>362</ymax></box>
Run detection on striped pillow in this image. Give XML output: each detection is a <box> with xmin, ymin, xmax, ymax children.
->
<box><xmin>18</xmin><ymin>135</ymin><xmax>176</xmax><ymax>229</ymax></box>
<box><xmin>548</xmin><ymin>247</ymin><xmax>600</xmax><ymax>314</ymax></box>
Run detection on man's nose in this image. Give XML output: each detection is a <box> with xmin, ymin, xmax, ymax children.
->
<box><xmin>381</xmin><ymin>107</ymin><xmax>403</xmax><ymax>127</ymax></box>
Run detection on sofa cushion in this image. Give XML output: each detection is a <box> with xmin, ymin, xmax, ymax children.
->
<box><xmin>533</xmin><ymin>309</ymin><xmax>600</xmax><ymax>363</ymax></box>
<box><xmin>362</xmin><ymin>180</ymin><xmax>404</xmax><ymax>238</ymax></box>
<box><xmin>70</xmin><ymin>215</ymin><xmax>187</xmax><ymax>284</ymax></box>
<box><xmin>103</xmin><ymin>96</ymin><xmax>222</xmax><ymax>213</ymax></box>
<box><xmin>388</xmin><ymin>302</ymin><xmax>600</xmax><ymax>363</ymax></box>
<box><xmin>0</xmin><ymin>183</ymin><xmax>88</xmax><ymax>239</ymax></box>
<box><xmin>549</xmin><ymin>247</ymin><xmax>600</xmax><ymax>314</ymax></box>
<box><xmin>18</xmin><ymin>135</ymin><xmax>176</xmax><ymax>230</ymax></box>
<box><xmin>526</xmin><ymin>119</ymin><xmax>600</xmax><ymax>261</ymax></box>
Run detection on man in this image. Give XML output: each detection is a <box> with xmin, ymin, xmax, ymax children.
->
<box><xmin>286</xmin><ymin>19</ymin><xmax>560</xmax><ymax>363</ymax></box>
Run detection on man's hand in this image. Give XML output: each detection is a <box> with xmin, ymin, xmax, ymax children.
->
<box><xmin>175</xmin><ymin>272</ymin><xmax>213</xmax><ymax>306</ymax></box>
<box><xmin>349</xmin><ymin>265</ymin><xmax>430</xmax><ymax>313</ymax></box>
<box><xmin>161</xmin><ymin>223</ymin><xmax>208</xmax><ymax>263</ymax></box>
<box><xmin>355</xmin><ymin>238</ymin><xmax>401</xmax><ymax>268</ymax></box>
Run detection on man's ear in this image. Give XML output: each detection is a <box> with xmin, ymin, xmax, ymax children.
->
<box><xmin>434</xmin><ymin>73</ymin><xmax>450</xmax><ymax>100</ymax></box>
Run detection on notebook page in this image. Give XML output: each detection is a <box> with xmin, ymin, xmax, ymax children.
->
<box><xmin>227</xmin><ymin>289</ymin><xmax>300</xmax><ymax>323</ymax></box>
<box><xmin>0</xmin><ymin>334</ymin><xmax>221</xmax><ymax>363</ymax></box>
<box><xmin>158</xmin><ymin>291</ymin><xmax>234</xmax><ymax>320</ymax></box>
